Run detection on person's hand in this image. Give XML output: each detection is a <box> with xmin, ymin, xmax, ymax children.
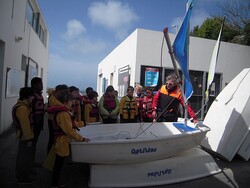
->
<box><xmin>152</xmin><ymin>111</ymin><xmax>157</xmax><ymax>119</ymax></box>
<box><xmin>192</xmin><ymin>119</ymin><xmax>198</xmax><ymax>124</ymax></box>
<box><xmin>83</xmin><ymin>138</ymin><xmax>91</xmax><ymax>142</ymax></box>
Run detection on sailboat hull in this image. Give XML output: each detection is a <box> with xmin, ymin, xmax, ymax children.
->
<box><xmin>71</xmin><ymin>122</ymin><xmax>210</xmax><ymax>164</ymax></box>
<box><xmin>89</xmin><ymin>147</ymin><xmax>220</xmax><ymax>187</ymax></box>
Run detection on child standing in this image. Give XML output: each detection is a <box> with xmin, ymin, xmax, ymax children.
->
<box><xmin>84</xmin><ymin>91</ymin><xmax>100</xmax><ymax>125</ymax></box>
<box><xmin>141</xmin><ymin>87</ymin><xmax>154</xmax><ymax>122</ymax></box>
<box><xmin>120</xmin><ymin>86</ymin><xmax>138</xmax><ymax>123</ymax></box>
<box><xmin>47</xmin><ymin>90</ymin><xmax>90</xmax><ymax>187</ymax></box>
<box><xmin>12</xmin><ymin>87</ymin><xmax>36</xmax><ymax>184</ymax></box>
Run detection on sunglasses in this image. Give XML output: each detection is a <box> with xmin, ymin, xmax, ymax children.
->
<box><xmin>166</xmin><ymin>82</ymin><xmax>176</xmax><ymax>86</ymax></box>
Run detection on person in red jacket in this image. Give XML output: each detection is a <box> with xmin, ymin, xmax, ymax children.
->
<box><xmin>141</xmin><ymin>87</ymin><xmax>154</xmax><ymax>122</ymax></box>
<box><xmin>152</xmin><ymin>73</ymin><xmax>197</xmax><ymax>123</ymax></box>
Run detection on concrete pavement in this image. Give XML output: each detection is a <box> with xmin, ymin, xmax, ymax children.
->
<box><xmin>0</xmin><ymin>115</ymin><xmax>250</xmax><ymax>188</ymax></box>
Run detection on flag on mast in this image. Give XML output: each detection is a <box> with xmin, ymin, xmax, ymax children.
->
<box><xmin>172</xmin><ymin>0</ymin><xmax>194</xmax><ymax>100</ymax></box>
<box><xmin>205</xmin><ymin>18</ymin><xmax>225</xmax><ymax>102</ymax></box>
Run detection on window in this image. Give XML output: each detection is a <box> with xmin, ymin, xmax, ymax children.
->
<box><xmin>21</xmin><ymin>55</ymin><xmax>27</xmax><ymax>72</ymax></box>
<box><xmin>25</xmin><ymin>1</ymin><xmax>47</xmax><ymax>46</ymax></box>
<box><xmin>118</xmin><ymin>65</ymin><xmax>130</xmax><ymax>97</ymax></box>
<box><xmin>27</xmin><ymin>58</ymin><xmax>38</xmax><ymax>86</ymax></box>
<box><xmin>26</xmin><ymin>1</ymin><xmax>33</xmax><ymax>25</ymax></box>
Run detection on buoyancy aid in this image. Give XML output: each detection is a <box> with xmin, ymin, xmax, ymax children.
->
<box><xmin>121</xmin><ymin>96</ymin><xmax>137</xmax><ymax>119</ymax></box>
<box><xmin>47</xmin><ymin>106</ymin><xmax>79</xmax><ymax>142</ymax></box>
<box><xmin>31</xmin><ymin>92</ymin><xmax>45</xmax><ymax>116</ymax></box>
<box><xmin>12</xmin><ymin>103</ymin><xmax>33</xmax><ymax>139</ymax></box>
<box><xmin>89</xmin><ymin>102</ymin><xmax>99</xmax><ymax>118</ymax></box>
<box><xmin>71</xmin><ymin>99</ymin><xmax>80</xmax><ymax>120</ymax></box>
<box><xmin>158</xmin><ymin>85</ymin><xmax>181</xmax><ymax>117</ymax></box>
<box><xmin>142</xmin><ymin>96</ymin><xmax>153</xmax><ymax>118</ymax></box>
<box><xmin>135</xmin><ymin>96</ymin><xmax>143</xmax><ymax>107</ymax></box>
<box><xmin>103</xmin><ymin>94</ymin><xmax>116</xmax><ymax>112</ymax></box>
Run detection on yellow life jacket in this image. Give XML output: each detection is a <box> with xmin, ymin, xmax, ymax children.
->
<box><xmin>121</xmin><ymin>96</ymin><xmax>137</xmax><ymax>119</ymax></box>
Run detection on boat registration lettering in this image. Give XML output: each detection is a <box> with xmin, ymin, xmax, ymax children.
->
<box><xmin>131</xmin><ymin>147</ymin><xmax>157</xmax><ymax>155</ymax></box>
<box><xmin>147</xmin><ymin>169</ymin><xmax>172</xmax><ymax>177</ymax></box>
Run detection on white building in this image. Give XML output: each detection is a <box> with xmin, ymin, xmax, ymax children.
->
<box><xmin>97</xmin><ymin>28</ymin><xmax>250</xmax><ymax>120</ymax></box>
<box><xmin>0</xmin><ymin>0</ymin><xmax>49</xmax><ymax>134</ymax></box>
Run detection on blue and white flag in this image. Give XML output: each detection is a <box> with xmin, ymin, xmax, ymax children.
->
<box><xmin>173</xmin><ymin>0</ymin><xmax>194</xmax><ymax>100</ymax></box>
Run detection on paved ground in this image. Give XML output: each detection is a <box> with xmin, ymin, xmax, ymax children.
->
<box><xmin>0</xmin><ymin>115</ymin><xmax>250</xmax><ymax>188</ymax></box>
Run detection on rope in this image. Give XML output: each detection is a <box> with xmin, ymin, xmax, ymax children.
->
<box><xmin>133</xmin><ymin>96</ymin><xmax>177</xmax><ymax>139</ymax></box>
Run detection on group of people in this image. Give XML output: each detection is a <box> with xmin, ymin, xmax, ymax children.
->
<box><xmin>12</xmin><ymin>72</ymin><xmax>198</xmax><ymax>187</ymax></box>
<box><xmin>12</xmin><ymin>78</ymin><xmax>91</xmax><ymax>187</ymax></box>
<box><xmin>99</xmin><ymin>73</ymin><xmax>197</xmax><ymax>124</ymax></box>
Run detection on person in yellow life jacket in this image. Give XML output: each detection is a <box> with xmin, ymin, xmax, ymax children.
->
<box><xmin>142</xmin><ymin>87</ymin><xmax>154</xmax><ymax>122</ymax></box>
<box><xmin>84</xmin><ymin>91</ymin><xmax>100</xmax><ymax>125</ymax></box>
<box><xmin>69</xmin><ymin>86</ymin><xmax>82</xmax><ymax>123</ymax></box>
<box><xmin>152</xmin><ymin>73</ymin><xmax>198</xmax><ymax>123</ymax></box>
<box><xmin>12</xmin><ymin>87</ymin><xmax>36</xmax><ymax>184</ymax></box>
<box><xmin>99</xmin><ymin>85</ymin><xmax>120</xmax><ymax>124</ymax></box>
<box><xmin>46</xmin><ymin>90</ymin><xmax>90</xmax><ymax>188</ymax></box>
<box><xmin>120</xmin><ymin>86</ymin><xmax>138</xmax><ymax>123</ymax></box>
<box><xmin>47</xmin><ymin>84</ymin><xmax>68</xmax><ymax>154</ymax></box>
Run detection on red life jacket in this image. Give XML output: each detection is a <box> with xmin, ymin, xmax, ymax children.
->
<box><xmin>103</xmin><ymin>94</ymin><xmax>116</xmax><ymax>112</ymax></box>
<box><xmin>89</xmin><ymin>102</ymin><xmax>99</xmax><ymax>118</ymax></box>
<box><xmin>47</xmin><ymin>106</ymin><xmax>79</xmax><ymax>142</ymax></box>
<box><xmin>71</xmin><ymin>99</ymin><xmax>80</xmax><ymax>119</ymax></box>
<box><xmin>31</xmin><ymin>92</ymin><xmax>45</xmax><ymax>116</ymax></box>
<box><xmin>142</xmin><ymin>96</ymin><xmax>153</xmax><ymax>118</ymax></box>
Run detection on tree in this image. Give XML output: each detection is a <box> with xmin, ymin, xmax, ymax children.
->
<box><xmin>219</xmin><ymin>0</ymin><xmax>250</xmax><ymax>30</ymax></box>
<box><xmin>190</xmin><ymin>0</ymin><xmax>250</xmax><ymax>46</ymax></box>
<box><xmin>190</xmin><ymin>17</ymin><xmax>240</xmax><ymax>43</ymax></box>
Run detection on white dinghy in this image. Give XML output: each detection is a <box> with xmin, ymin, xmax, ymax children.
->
<box><xmin>71</xmin><ymin>121</ymin><xmax>210</xmax><ymax>164</ymax></box>
<box><xmin>89</xmin><ymin>147</ymin><xmax>221</xmax><ymax>188</ymax></box>
<box><xmin>201</xmin><ymin>68</ymin><xmax>250</xmax><ymax>161</ymax></box>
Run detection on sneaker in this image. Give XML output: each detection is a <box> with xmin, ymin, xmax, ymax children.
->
<box><xmin>17</xmin><ymin>176</ymin><xmax>37</xmax><ymax>184</ymax></box>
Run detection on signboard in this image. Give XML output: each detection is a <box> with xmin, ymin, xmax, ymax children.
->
<box><xmin>145</xmin><ymin>68</ymin><xmax>159</xmax><ymax>87</ymax></box>
<box><xmin>6</xmin><ymin>68</ymin><xmax>25</xmax><ymax>98</ymax></box>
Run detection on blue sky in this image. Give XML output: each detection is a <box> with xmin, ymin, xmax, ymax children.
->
<box><xmin>37</xmin><ymin>0</ymin><xmax>225</xmax><ymax>91</ymax></box>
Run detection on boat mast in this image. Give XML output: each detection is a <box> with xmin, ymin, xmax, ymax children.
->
<box><xmin>163</xmin><ymin>28</ymin><xmax>188</xmax><ymax>125</ymax></box>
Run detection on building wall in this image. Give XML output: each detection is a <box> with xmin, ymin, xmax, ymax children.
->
<box><xmin>0</xmin><ymin>0</ymin><xmax>49</xmax><ymax>134</ymax></box>
<box><xmin>97</xmin><ymin>28</ymin><xmax>250</xmax><ymax>118</ymax></box>
<box><xmin>189</xmin><ymin>36</ymin><xmax>250</xmax><ymax>88</ymax></box>
<box><xmin>97</xmin><ymin>30</ymin><xmax>138</xmax><ymax>97</ymax></box>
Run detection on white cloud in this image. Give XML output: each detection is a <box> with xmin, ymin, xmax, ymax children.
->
<box><xmin>170</xmin><ymin>8</ymin><xmax>211</xmax><ymax>33</ymax></box>
<box><xmin>47</xmin><ymin>53</ymin><xmax>97</xmax><ymax>89</ymax></box>
<box><xmin>191</xmin><ymin>9</ymin><xmax>211</xmax><ymax>28</ymax></box>
<box><xmin>68</xmin><ymin>37</ymin><xmax>107</xmax><ymax>54</ymax></box>
<box><xmin>88</xmin><ymin>1</ymin><xmax>139</xmax><ymax>40</ymax></box>
<box><xmin>63</xmin><ymin>19</ymin><xmax>86</xmax><ymax>40</ymax></box>
<box><xmin>62</xmin><ymin>19</ymin><xmax>107</xmax><ymax>54</ymax></box>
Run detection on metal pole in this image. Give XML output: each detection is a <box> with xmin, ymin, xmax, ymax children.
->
<box><xmin>163</xmin><ymin>28</ymin><xmax>188</xmax><ymax>125</ymax></box>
